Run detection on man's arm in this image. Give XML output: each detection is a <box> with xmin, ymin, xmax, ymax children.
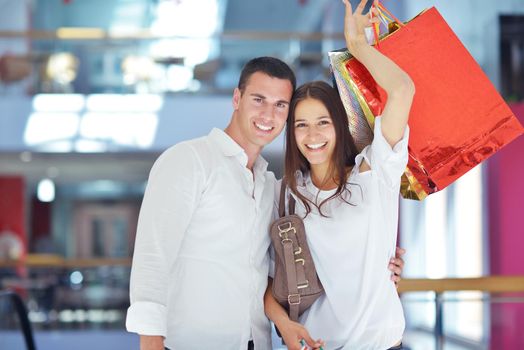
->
<box><xmin>127</xmin><ymin>143</ymin><xmax>205</xmax><ymax>347</ymax></box>
<box><xmin>140</xmin><ymin>335</ymin><xmax>164</xmax><ymax>350</ymax></box>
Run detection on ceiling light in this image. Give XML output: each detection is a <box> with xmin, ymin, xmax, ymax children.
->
<box><xmin>37</xmin><ymin>178</ymin><xmax>55</xmax><ymax>202</ymax></box>
<box><xmin>24</xmin><ymin>112</ymin><xmax>80</xmax><ymax>146</ymax></box>
<box><xmin>33</xmin><ymin>94</ymin><xmax>85</xmax><ymax>112</ymax></box>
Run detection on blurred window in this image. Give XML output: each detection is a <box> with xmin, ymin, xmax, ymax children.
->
<box><xmin>400</xmin><ymin>165</ymin><xmax>485</xmax><ymax>342</ymax></box>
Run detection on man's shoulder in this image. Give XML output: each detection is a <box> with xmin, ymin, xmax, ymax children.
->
<box><xmin>148</xmin><ymin>135</ymin><xmax>215</xmax><ymax>183</ymax></box>
<box><xmin>159</xmin><ymin>134</ymin><xmax>214</xmax><ymax>162</ymax></box>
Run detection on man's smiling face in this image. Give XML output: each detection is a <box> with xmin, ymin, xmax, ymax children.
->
<box><xmin>232</xmin><ymin>71</ymin><xmax>293</xmax><ymax>151</ymax></box>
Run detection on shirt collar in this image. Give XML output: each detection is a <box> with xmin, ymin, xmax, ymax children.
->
<box><xmin>253</xmin><ymin>154</ymin><xmax>269</xmax><ymax>175</ymax></box>
<box><xmin>208</xmin><ymin>128</ymin><xmax>269</xmax><ymax>174</ymax></box>
<box><xmin>295</xmin><ymin>170</ymin><xmax>308</xmax><ymax>188</ymax></box>
<box><xmin>209</xmin><ymin>128</ymin><xmax>244</xmax><ymax>157</ymax></box>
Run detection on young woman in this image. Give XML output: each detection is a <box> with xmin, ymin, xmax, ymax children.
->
<box><xmin>264</xmin><ymin>1</ymin><xmax>415</xmax><ymax>349</ymax></box>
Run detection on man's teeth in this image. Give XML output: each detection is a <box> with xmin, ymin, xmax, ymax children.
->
<box><xmin>255</xmin><ymin>123</ymin><xmax>273</xmax><ymax>131</ymax></box>
<box><xmin>306</xmin><ymin>142</ymin><xmax>327</xmax><ymax>150</ymax></box>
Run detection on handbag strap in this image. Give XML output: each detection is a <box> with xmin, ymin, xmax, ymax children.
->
<box><xmin>282</xmin><ymin>237</ymin><xmax>300</xmax><ymax>321</ymax></box>
<box><xmin>278</xmin><ymin>178</ymin><xmax>296</xmax><ymax>217</ymax></box>
<box><xmin>277</xmin><ymin>178</ymin><xmax>307</xmax><ymax>322</ymax></box>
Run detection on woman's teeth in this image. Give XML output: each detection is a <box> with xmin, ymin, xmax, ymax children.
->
<box><xmin>306</xmin><ymin>142</ymin><xmax>327</xmax><ymax>150</ymax></box>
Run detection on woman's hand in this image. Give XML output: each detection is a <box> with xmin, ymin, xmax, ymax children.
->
<box><xmin>342</xmin><ymin>0</ymin><xmax>379</xmax><ymax>56</ymax></box>
<box><xmin>264</xmin><ymin>279</ymin><xmax>323</xmax><ymax>349</ymax></box>
<box><xmin>389</xmin><ymin>247</ymin><xmax>406</xmax><ymax>287</ymax></box>
<box><xmin>342</xmin><ymin>0</ymin><xmax>414</xmax><ymax>144</ymax></box>
<box><xmin>277</xmin><ymin>319</ymin><xmax>324</xmax><ymax>350</ymax></box>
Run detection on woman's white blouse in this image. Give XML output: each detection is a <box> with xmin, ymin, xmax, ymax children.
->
<box><xmin>274</xmin><ymin>117</ymin><xmax>409</xmax><ymax>350</ymax></box>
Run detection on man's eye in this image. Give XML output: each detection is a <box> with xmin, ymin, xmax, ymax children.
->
<box><xmin>253</xmin><ymin>98</ymin><xmax>262</xmax><ymax>103</ymax></box>
<box><xmin>276</xmin><ymin>102</ymin><xmax>287</xmax><ymax>109</ymax></box>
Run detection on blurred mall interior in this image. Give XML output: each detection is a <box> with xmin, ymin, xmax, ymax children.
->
<box><xmin>0</xmin><ymin>0</ymin><xmax>523</xmax><ymax>349</ymax></box>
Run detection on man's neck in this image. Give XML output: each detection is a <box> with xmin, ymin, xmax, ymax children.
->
<box><xmin>224</xmin><ymin>125</ymin><xmax>262</xmax><ymax>171</ymax></box>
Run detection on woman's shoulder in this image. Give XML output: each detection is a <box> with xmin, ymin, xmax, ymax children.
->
<box><xmin>275</xmin><ymin>172</ymin><xmax>311</xmax><ymax>201</ymax></box>
<box><xmin>278</xmin><ymin>171</ymin><xmax>308</xmax><ymax>187</ymax></box>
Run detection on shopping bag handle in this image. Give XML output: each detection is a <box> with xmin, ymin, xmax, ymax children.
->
<box><xmin>371</xmin><ymin>1</ymin><xmax>406</xmax><ymax>48</ymax></box>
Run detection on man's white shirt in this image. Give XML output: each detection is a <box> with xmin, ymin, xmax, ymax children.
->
<box><xmin>126</xmin><ymin>128</ymin><xmax>275</xmax><ymax>350</ymax></box>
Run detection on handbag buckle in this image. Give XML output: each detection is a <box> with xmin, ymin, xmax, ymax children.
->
<box><xmin>278</xmin><ymin>222</ymin><xmax>296</xmax><ymax>239</ymax></box>
<box><xmin>297</xmin><ymin>280</ymin><xmax>309</xmax><ymax>289</ymax></box>
<box><xmin>288</xmin><ymin>293</ymin><xmax>301</xmax><ymax>305</ymax></box>
<box><xmin>281</xmin><ymin>238</ymin><xmax>293</xmax><ymax>245</ymax></box>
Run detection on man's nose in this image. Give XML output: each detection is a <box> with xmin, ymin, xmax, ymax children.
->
<box><xmin>260</xmin><ymin>104</ymin><xmax>276</xmax><ymax>119</ymax></box>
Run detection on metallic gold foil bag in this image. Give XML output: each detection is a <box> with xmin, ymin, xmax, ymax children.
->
<box><xmin>329</xmin><ymin>7</ymin><xmax>524</xmax><ymax>200</ymax></box>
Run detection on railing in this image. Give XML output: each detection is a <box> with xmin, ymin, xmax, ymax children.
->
<box><xmin>0</xmin><ymin>254</ymin><xmax>131</xmax><ymax>268</ymax></box>
<box><xmin>3</xmin><ymin>256</ymin><xmax>523</xmax><ymax>290</ymax></box>
<box><xmin>0</xmin><ymin>29</ymin><xmax>345</xmax><ymax>95</ymax></box>
<box><xmin>2</xmin><ymin>255</ymin><xmax>524</xmax><ymax>349</ymax></box>
<box><xmin>398</xmin><ymin>276</ymin><xmax>524</xmax><ymax>293</ymax></box>
<box><xmin>398</xmin><ymin>276</ymin><xmax>524</xmax><ymax>350</ymax></box>
<box><xmin>0</xmin><ymin>30</ymin><xmax>345</xmax><ymax>41</ymax></box>
<box><xmin>0</xmin><ymin>290</ymin><xmax>37</xmax><ymax>350</ymax></box>
<box><xmin>0</xmin><ymin>255</ymin><xmax>131</xmax><ymax>332</ymax></box>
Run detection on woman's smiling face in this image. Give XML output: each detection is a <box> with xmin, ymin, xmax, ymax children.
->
<box><xmin>293</xmin><ymin>97</ymin><xmax>336</xmax><ymax>169</ymax></box>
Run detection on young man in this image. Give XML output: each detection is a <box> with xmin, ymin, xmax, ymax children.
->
<box><xmin>126</xmin><ymin>57</ymin><xmax>405</xmax><ymax>350</ymax></box>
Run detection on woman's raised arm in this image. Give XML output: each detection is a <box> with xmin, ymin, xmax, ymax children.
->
<box><xmin>343</xmin><ymin>0</ymin><xmax>415</xmax><ymax>147</ymax></box>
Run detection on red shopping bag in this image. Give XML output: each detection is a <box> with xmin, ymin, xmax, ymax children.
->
<box><xmin>336</xmin><ymin>7</ymin><xmax>524</xmax><ymax>199</ymax></box>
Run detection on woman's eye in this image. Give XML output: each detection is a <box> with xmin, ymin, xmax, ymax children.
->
<box><xmin>295</xmin><ymin>122</ymin><xmax>306</xmax><ymax>128</ymax></box>
<box><xmin>319</xmin><ymin>119</ymin><xmax>330</xmax><ymax>126</ymax></box>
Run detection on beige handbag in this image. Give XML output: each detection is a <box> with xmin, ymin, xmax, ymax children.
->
<box><xmin>270</xmin><ymin>179</ymin><xmax>324</xmax><ymax>322</ymax></box>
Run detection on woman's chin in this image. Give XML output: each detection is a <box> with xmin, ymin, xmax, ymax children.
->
<box><xmin>304</xmin><ymin>156</ymin><xmax>330</xmax><ymax>167</ymax></box>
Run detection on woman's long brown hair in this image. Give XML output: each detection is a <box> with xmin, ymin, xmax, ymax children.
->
<box><xmin>284</xmin><ymin>81</ymin><xmax>359</xmax><ymax>217</ymax></box>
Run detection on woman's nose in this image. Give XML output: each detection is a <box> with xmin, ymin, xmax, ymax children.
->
<box><xmin>306</xmin><ymin>124</ymin><xmax>321</xmax><ymax>137</ymax></box>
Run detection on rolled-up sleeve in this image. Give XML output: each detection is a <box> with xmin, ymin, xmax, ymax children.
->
<box><xmin>355</xmin><ymin>116</ymin><xmax>409</xmax><ymax>189</ymax></box>
<box><xmin>126</xmin><ymin>142</ymin><xmax>205</xmax><ymax>336</ymax></box>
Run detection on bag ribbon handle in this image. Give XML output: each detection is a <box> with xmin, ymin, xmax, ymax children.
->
<box><xmin>370</xmin><ymin>1</ymin><xmax>406</xmax><ymax>48</ymax></box>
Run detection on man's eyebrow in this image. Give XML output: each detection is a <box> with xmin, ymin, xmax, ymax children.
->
<box><xmin>249</xmin><ymin>93</ymin><xmax>289</xmax><ymax>105</ymax></box>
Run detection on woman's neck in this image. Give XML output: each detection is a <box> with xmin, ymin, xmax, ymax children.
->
<box><xmin>309</xmin><ymin>163</ymin><xmax>352</xmax><ymax>191</ymax></box>
<box><xmin>310</xmin><ymin>163</ymin><xmax>337</xmax><ymax>191</ymax></box>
